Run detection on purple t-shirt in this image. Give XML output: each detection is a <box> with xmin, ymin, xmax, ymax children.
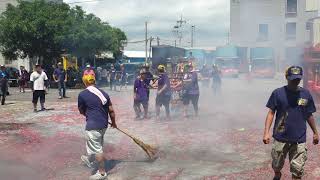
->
<box><xmin>184</xmin><ymin>72</ymin><xmax>199</xmax><ymax>95</ymax></box>
<box><xmin>134</xmin><ymin>79</ymin><xmax>148</xmax><ymax>101</ymax></box>
<box><xmin>78</xmin><ymin>88</ymin><xmax>111</xmax><ymax>130</ymax></box>
<box><xmin>158</xmin><ymin>73</ymin><xmax>171</xmax><ymax>96</ymax></box>
<box><xmin>54</xmin><ymin>68</ymin><xmax>66</xmax><ymax>82</ymax></box>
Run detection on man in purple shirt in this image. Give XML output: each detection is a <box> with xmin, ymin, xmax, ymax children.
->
<box><xmin>182</xmin><ymin>64</ymin><xmax>200</xmax><ymax>117</ymax></box>
<box><xmin>156</xmin><ymin>65</ymin><xmax>171</xmax><ymax>120</ymax></box>
<box><xmin>133</xmin><ymin>69</ymin><xmax>149</xmax><ymax>119</ymax></box>
<box><xmin>78</xmin><ymin>74</ymin><xmax>117</xmax><ymax>180</ymax></box>
<box><xmin>53</xmin><ymin>62</ymin><xmax>68</xmax><ymax>99</ymax></box>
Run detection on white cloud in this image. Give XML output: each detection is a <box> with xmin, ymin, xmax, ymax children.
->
<box><xmin>65</xmin><ymin>0</ymin><xmax>229</xmax><ymax>50</ymax></box>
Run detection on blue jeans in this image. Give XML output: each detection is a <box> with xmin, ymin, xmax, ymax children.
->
<box><xmin>58</xmin><ymin>81</ymin><xmax>66</xmax><ymax>97</ymax></box>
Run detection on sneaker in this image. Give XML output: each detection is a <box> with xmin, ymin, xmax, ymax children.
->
<box><xmin>81</xmin><ymin>155</ymin><xmax>94</xmax><ymax>168</ymax></box>
<box><xmin>58</xmin><ymin>96</ymin><xmax>62</xmax><ymax>99</ymax></box>
<box><xmin>89</xmin><ymin>171</ymin><xmax>107</xmax><ymax>180</ymax></box>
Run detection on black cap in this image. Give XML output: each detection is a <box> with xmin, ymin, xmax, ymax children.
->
<box><xmin>286</xmin><ymin>66</ymin><xmax>303</xmax><ymax>80</ymax></box>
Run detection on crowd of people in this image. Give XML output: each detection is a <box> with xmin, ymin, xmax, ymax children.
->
<box><xmin>132</xmin><ymin>62</ymin><xmax>222</xmax><ymax>120</ymax></box>
<box><xmin>0</xmin><ymin>62</ymin><xmax>130</xmax><ymax>105</ymax></box>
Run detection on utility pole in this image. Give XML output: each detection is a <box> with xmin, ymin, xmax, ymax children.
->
<box><xmin>145</xmin><ymin>21</ymin><xmax>148</xmax><ymax>62</ymax></box>
<box><xmin>191</xmin><ymin>25</ymin><xmax>195</xmax><ymax>48</ymax></box>
<box><xmin>173</xmin><ymin>15</ymin><xmax>187</xmax><ymax>47</ymax></box>
<box><xmin>149</xmin><ymin>37</ymin><xmax>153</xmax><ymax>60</ymax></box>
<box><xmin>174</xmin><ymin>40</ymin><xmax>177</xmax><ymax>47</ymax></box>
<box><xmin>157</xmin><ymin>36</ymin><xmax>160</xmax><ymax>46</ymax></box>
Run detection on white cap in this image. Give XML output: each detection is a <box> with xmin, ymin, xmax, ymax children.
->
<box><xmin>86</xmin><ymin>64</ymin><xmax>91</xmax><ymax>68</ymax></box>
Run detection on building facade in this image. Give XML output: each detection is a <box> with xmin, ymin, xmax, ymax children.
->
<box><xmin>230</xmin><ymin>0</ymin><xmax>318</xmax><ymax>71</ymax></box>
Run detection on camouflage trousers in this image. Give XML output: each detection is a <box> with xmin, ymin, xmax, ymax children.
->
<box><xmin>272</xmin><ymin>139</ymin><xmax>307</xmax><ymax>178</ymax></box>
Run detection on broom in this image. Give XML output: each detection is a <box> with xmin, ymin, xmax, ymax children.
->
<box><xmin>109</xmin><ymin>123</ymin><xmax>158</xmax><ymax>159</ymax></box>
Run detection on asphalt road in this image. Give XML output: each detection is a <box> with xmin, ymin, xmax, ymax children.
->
<box><xmin>1</xmin><ymin>76</ymin><xmax>320</xmax><ymax>180</ymax></box>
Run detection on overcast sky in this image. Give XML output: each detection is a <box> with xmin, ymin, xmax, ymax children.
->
<box><xmin>65</xmin><ymin>0</ymin><xmax>230</xmax><ymax>50</ymax></box>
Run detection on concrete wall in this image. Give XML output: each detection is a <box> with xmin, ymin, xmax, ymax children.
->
<box><xmin>230</xmin><ymin>0</ymin><xmax>318</xmax><ymax>71</ymax></box>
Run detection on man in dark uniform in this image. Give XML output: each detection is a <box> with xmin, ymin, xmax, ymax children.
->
<box><xmin>109</xmin><ymin>64</ymin><xmax>117</xmax><ymax>91</ymax></box>
<box><xmin>53</xmin><ymin>62</ymin><xmax>68</xmax><ymax>99</ymax></box>
<box><xmin>0</xmin><ymin>65</ymin><xmax>8</xmax><ymax>105</ymax></box>
<box><xmin>155</xmin><ymin>65</ymin><xmax>171</xmax><ymax>120</ymax></box>
<box><xmin>133</xmin><ymin>69</ymin><xmax>149</xmax><ymax>119</ymax></box>
<box><xmin>211</xmin><ymin>64</ymin><xmax>221</xmax><ymax>95</ymax></box>
<box><xmin>263</xmin><ymin>66</ymin><xmax>319</xmax><ymax>180</ymax></box>
<box><xmin>181</xmin><ymin>64</ymin><xmax>200</xmax><ymax>117</ymax></box>
<box><xmin>143</xmin><ymin>63</ymin><xmax>154</xmax><ymax>100</ymax></box>
<box><xmin>120</xmin><ymin>64</ymin><xmax>127</xmax><ymax>90</ymax></box>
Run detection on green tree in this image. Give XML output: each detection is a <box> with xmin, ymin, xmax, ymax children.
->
<box><xmin>0</xmin><ymin>0</ymin><xmax>126</xmax><ymax>65</ymax></box>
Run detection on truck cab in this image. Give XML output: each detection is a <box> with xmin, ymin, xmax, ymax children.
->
<box><xmin>215</xmin><ymin>57</ymin><xmax>240</xmax><ymax>78</ymax></box>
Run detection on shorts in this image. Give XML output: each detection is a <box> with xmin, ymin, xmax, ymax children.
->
<box><xmin>182</xmin><ymin>94</ymin><xmax>199</xmax><ymax>105</ymax></box>
<box><xmin>32</xmin><ymin>90</ymin><xmax>45</xmax><ymax>104</ymax></box>
<box><xmin>134</xmin><ymin>99</ymin><xmax>148</xmax><ymax>107</ymax></box>
<box><xmin>19</xmin><ymin>79</ymin><xmax>27</xmax><ymax>86</ymax></box>
<box><xmin>156</xmin><ymin>95</ymin><xmax>171</xmax><ymax>106</ymax></box>
<box><xmin>85</xmin><ymin>129</ymin><xmax>106</xmax><ymax>155</ymax></box>
<box><xmin>272</xmin><ymin>139</ymin><xmax>307</xmax><ymax>178</ymax></box>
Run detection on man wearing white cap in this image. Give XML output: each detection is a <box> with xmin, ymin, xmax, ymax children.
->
<box><xmin>83</xmin><ymin>64</ymin><xmax>96</xmax><ymax>77</ymax></box>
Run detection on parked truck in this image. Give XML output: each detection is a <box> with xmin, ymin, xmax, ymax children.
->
<box><xmin>250</xmin><ymin>47</ymin><xmax>275</xmax><ymax>78</ymax></box>
<box><xmin>151</xmin><ymin>45</ymin><xmax>186</xmax><ymax>70</ymax></box>
<box><xmin>215</xmin><ymin>45</ymin><xmax>240</xmax><ymax>78</ymax></box>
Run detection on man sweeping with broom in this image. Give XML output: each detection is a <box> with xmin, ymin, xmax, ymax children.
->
<box><xmin>78</xmin><ymin>74</ymin><xmax>117</xmax><ymax>180</ymax></box>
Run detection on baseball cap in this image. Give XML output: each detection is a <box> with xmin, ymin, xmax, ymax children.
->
<box><xmin>158</xmin><ymin>64</ymin><xmax>165</xmax><ymax>71</ymax></box>
<box><xmin>0</xmin><ymin>64</ymin><xmax>4</xmax><ymax>67</ymax></box>
<box><xmin>286</xmin><ymin>66</ymin><xmax>303</xmax><ymax>80</ymax></box>
<box><xmin>86</xmin><ymin>64</ymin><xmax>91</xmax><ymax>68</ymax></box>
<box><xmin>82</xmin><ymin>74</ymin><xmax>96</xmax><ymax>86</ymax></box>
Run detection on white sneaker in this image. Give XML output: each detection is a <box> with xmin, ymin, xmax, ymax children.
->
<box><xmin>81</xmin><ymin>155</ymin><xmax>94</xmax><ymax>168</ymax></box>
<box><xmin>89</xmin><ymin>171</ymin><xmax>107</xmax><ymax>180</ymax></box>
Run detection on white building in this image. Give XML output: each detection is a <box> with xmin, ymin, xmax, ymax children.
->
<box><xmin>230</xmin><ymin>0</ymin><xmax>318</xmax><ymax>71</ymax></box>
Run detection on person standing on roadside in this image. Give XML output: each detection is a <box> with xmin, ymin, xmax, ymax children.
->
<box><xmin>0</xmin><ymin>65</ymin><xmax>8</xmax><ymax>105</ymax></box>
<box><xmin>133</xmin><ymin>69</ymin><xmax>149</xmax><ymax>119</ymax></box>
<box><xmin>109</xmin><ymin>64</ymin><xmax>117</xmax><ymax>91</ymax></box>
<box><xmin>120</xmin><ymin>64</ymin><xmax>127</xmax><ymax>90</ymax></box>
<box><xmin>53</xmin><ymin>62</ymin><xmax>68</xmax><ymax>99</ymax></box>
<box><xmin>155</xmin><ymin>65</ymin><xmax>172</xmax><ymax>120</ymax></box>
<box><xmin>79</xmin><ymin>74</ymin><xmax>117</xmax><ymax>180</ymax></box>
<box><xmin>30</xmin><ymin>64</ymin><xmax>49</xmax><ymax>112</ymax></box>
<box><xmin>19</xmin><ymin>66</ymin><xmax>29</xmax><ymax>93</ymax></box>
<box><xmin>143</xmin><ymin>63</ymin><xmax>154</xmax><ymax>100</ymax></box>
<box><xmin>263</xmin><ymin>66</ymin><xmax>319</xmax><ymax>180</ymax></box>
<box><xmin>83</xmin><ymin>64</ymin><xmax>96</xmax><ymax>77</ymax></box>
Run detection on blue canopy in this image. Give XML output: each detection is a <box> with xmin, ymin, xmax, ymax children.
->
<box><xmin>185</xmin><ymin>49</ymin><xmax>206</xmax><ymax>59</ymax></box>
<box><xmin>215</xmin><ymin>45</ymin><xmax>238</xmax><ymax>58</ymax></box>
